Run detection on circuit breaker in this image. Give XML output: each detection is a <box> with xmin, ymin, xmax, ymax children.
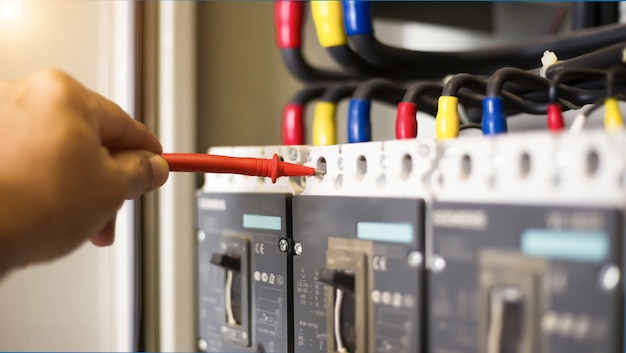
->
<box><xmin>197</xmin><ymin>192</ymin><xmax>293</xmax><ymax>352</ymax></box>
<box><xmin>430</xmin><ymin>202</ymin><xmax>623</xmax><ymax>353</ymax></box>
<box><xmin>290</xmin><ymin>140</ymin><xmax>437</xmax><ymax>353</ymax></box>
<box><xmin>197</xmin><ymin>146</ymin><xmax>308</xmax><ymax>353</ymax></box>
<box><xmin>428</xmin><ymin>130</ymin><xmax>626</xmax><ymax>353</ymax></box>
<box><xmin>292</xmin><ymin>196</ymin><xmax>425</xmax><ymax>353</ymax></box>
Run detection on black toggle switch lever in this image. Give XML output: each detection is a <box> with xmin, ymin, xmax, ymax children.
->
<box><xmin>211</xmin><ymin>253</ymin><xmax>241</xmax><ymax>272</ymax></box>
<box><xmin>319</xmin><ymin>268</ymin><xmax>355</xmax><ymax>293</ymax></box>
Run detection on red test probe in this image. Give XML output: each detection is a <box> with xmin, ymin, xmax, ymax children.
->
<box><xmin>161</xmin><ymin>153</ymin><xmax>324</xmax><ymax>183</ymax></box>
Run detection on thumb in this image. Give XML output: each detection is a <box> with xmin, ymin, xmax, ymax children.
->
<box><xmin>111</xmin><ymin>150</ymin><xmax>170</xmax><ymax>199</ymax></box>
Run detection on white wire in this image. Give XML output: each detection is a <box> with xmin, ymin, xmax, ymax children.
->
<box><xmin>334</xmin><ymin>288</ymin><xmax>348</xmax><ymax>353</ymax></box>
<box><xmin>225</xmin><ymin>270</ymin><xmax>237</xmax><ymax>325</ymax></box>
<box><xmin>569</xmin><ymin>100</ymin><xmax>606</xmax><ymax>132</ymax></box>
<box><xmin>570</xmin><ymin>111</ymin><xmax>587</xmax><ymax>132</ymax></box>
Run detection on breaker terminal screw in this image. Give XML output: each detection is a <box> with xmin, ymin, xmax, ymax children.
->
<box><xmin>337</xmin><ymin>157</ymin><xmax>344</xmax><ymax>171</ymax></box>
<box><xmin>198</xmin><ymin>338</ymin><xmax>208</xmax><ymax>352</ymax></box>
<box><xmin>197</xmin><ymin>230</ymin><xmax>206</xmax><ymax>243</ymax></box>
<box><xmin>278</xmin><ymin>238</ymin><xmax>289</xmax><ymax>252</ymax></box>
<box><xmin>288</xmin><ymin>148</ymin><xmax>298</xmax><ymax>161</ymax></box>
<box><xmin>294</xmin><ymin>242</ymin><xmax>303</xmax><ymax>256</ymax></box>
<box><xmin>599</xmin><ymin>265</ymin><xmax>620</xmax><ymax>291</ymax></box>
<box><xmin>407</xmin><ymin>251</ymin><xmax>422</xmax><ymax>268</ymax></box>
<box><xmin>380</xmin><ymin>155</ymin><xmax>388</xmax><ymax>169</ymax></box>
<box><xmin>432</xmin><ymin>255</ymin><xmax>446</xmax><ymax>273</ymax></box>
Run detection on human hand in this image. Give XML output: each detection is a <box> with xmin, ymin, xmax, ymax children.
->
<box><xmin>0</xmin><ymin>69</ymin><xmax>169</xmax><ymax>275</ymax></box>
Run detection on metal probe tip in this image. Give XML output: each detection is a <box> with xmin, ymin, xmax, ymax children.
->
<box><xmin>314</xmin><ymin>169</ymin><xmax>326</xmax><ymax>176</ymax></box>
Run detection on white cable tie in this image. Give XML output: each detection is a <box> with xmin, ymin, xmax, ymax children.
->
<box><xmin>540</xmin><ymin>50</ymin><xmax>558</xmax><ymax>78</ymax></box>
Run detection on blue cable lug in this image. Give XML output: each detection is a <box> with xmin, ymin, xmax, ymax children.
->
<box><xmin>348</xmin><ymin>99</ymin><xmax>371</xmax><ymax>143</ymax></box>
<box><xmin>482</xmin><ymin>97</ymin><xmax>507</xmax><ymax>135</ymax></box>
<box><xmin>342</xmin><ymin>0</ymin><xmax>373</xmax><ymax>36</ymax></box>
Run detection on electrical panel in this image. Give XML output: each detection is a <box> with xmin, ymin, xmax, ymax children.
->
<box><xmin>429</xmin><ymin>130</ymin><xmax>626</xmax><ymax>353</ymax></box>
<box><xmin>197</xmin><ymin>146</ymin><xmax>308</xmax><ymax>353</ymax></box>
<box><xmin>196</xmin><ymin>130</ymin><xmax>625</xmax><ymax>353</ymax></box>
<box><xmin>292</xmin><ymin>196</ymin><xmax>424</xmax><ymax>353</ymax></box>
<box><xmin>194</xmin><ymin>2</ymin><xmax>626</xmax><ymax>353</ymax></box>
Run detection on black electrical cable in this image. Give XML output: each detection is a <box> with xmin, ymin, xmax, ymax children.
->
<box><xmin>403</xmin><ymin>81</ymin><xmax>484</xmax><ymax>121</ymax></box>
<box><xmin>352</xmin><ymin>78</ymin><xmax>440</xmax><ymax>116</ymax></box>
<box><xmin>487</xmin><ymin>68</ymin><xmax>605</xmax><ymax>105</ymax></box>
<box><xmin>570</xmin><ymin>93</ymin><xmax>626</xmax><ymax>131</ymax></box>
<box><xmin>280</xmin><ymin>50</ymin><xmax>355</xmax><ymax>83</ymax></box>
<box><xmin>288</xmin><ymin>85</ymin><xmax>328</xmax><ymax>105</ymax></box>
<box><xmin>325</xmin><ymin>44</ymin><xmax>388</xmax><ymax>78</ymax></box>
<box><xmin>348</xmin><ymin>78</ymin><xmax>438</xmax><ymax>142</ymax></box>
<box><xmin>282</xmin><ymin>85</ymin><xmax>330</xmax><ymax>145</ymax></box>
<box><xmin>319</xmin><ymin>83</ymin><xmax>360</xmax><ymax>103</ymax></box>
<box><xmin>459</xmin><ymin>123</ymin><xmax>482</xmax><ymax>131</ymax></box>
<box><xmin>443</xmin><ymin>73</ymin><xmax>550</xmax><ymax>115</ymax></box>
<box><xmin>352</xmin><ymin>78</ymin><xmax>408</xmax><ymax>105</ymax></box>
<box><xmin>572</xmin><ymin>2</ymin><xmax>597</xmax><ymax>30</ymax></box>
<box><xmin>352</xmin><ymin>78</ymin><xmax>441</xmax><ymax>122</ymax></box>
<box><xmin>607</xmin><ymin>66</ymin><xmax>626</xmax><ymax>97</ymax></box>
<box><xmin>597</xmin><ymin>2</ymin><xmax>619</xmax><ymax>26</ymax></box>
<box><xmin>542</xmin><ymin>42</ymin><xmax>626</xmax><ymax>79</ymax></box>
<box><xmin>347</xmin><ymin>7</ymin><xmax>626</xmax><ymax>79</ymax></box>
<box><xmin>549</xmin><ymin>68</ymin><xmax>607</xmax><ymax>103</ymax></box>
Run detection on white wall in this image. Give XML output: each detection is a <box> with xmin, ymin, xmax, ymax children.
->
<box><xmin>0</xmin><ymin>0</ymin><xmax>135</xmax><ymax>350</ymax></box>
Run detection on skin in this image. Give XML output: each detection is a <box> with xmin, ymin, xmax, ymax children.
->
<box><xmin>0</xmin><ymin>69</ymin><xmax>169</xmax><ymax>278</ymax></box>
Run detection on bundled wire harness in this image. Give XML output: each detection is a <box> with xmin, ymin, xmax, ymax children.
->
<box><xmin>341</xmin><ymin>0</ymin><xmax>626</xmax><ymax>79</ymax></box>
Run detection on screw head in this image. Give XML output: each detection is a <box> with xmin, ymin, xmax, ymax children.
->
<box><xmin>278</xmin><ymin>238</ymin><xmax>289</xmax><ymax>252</ymax></box>
<box><xmin>306</xmin><ymin>150</ymin><xmax>312</xmax><ymax>162</ymax></box>
<box><xmin>288</xmin><ymin>147</ymin><xmax>298</xmax><ymax>161</ymax></box>
<box><xmin>419</xmin><ymin>144</ymin><xmax>430</xmax><ymax>157</ymax></box>
<box><xmin>380</xmin><ymin>155</ymin><xmax>388</xmax><ymax>169</ymax></box>
<box><xmin>294</xmin><ymin>242</ymin><xmax>303</xmax><ymax>256</ymax></box>
<box><xmin>197</xmin><ymin>230</ymin><xmax>206</xmax><ymax>243</ymax></box>
<box><xmin>599</xmin><ymin>265</ymin><xmax>620</xmax><ymax>291</ymax></box>
<box><xmin>198</xmin><ymin>338</ymin><xmax>208</xmax><ymax>351</ymax></box>
<box><xmin>337</xmin><ymin>157</ymin><xmax>344</xmax><ymax>171</ymax></box>
<box><xmin>432</xmin><ymin>255</ymin><xmax>446</xmax><ymax>273</ymax></box>
<box><xmin>407</xmin><ymin>251</ymin><xmax>422</xmax><ymax>268</ymax></box>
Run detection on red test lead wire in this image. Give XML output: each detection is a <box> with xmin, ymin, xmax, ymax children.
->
<box><xmin>161</xmin><ymin>153</ymin><xmax>324</xmax><ymax>184</ymax></box>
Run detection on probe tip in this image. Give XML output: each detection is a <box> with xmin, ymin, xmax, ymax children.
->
<box><xmin>314</xmin><ymin>169</ymin><xmax>326</xmax><ymax>176</ymax></box>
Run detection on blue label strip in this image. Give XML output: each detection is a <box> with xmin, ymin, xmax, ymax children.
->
<box><xmin>357</xmin><ymin>222</ymin><xmax>414</xmax><ymax>244</ymax></box>
<box><xmin>520</xmin><ymin>229</ymin><xmax>609</xmax><ymax>263</ymax></box>
<box><xmin>242</xmin><ymin>214</ymin><xmax>282</xmax><ymax>231</ymax></box>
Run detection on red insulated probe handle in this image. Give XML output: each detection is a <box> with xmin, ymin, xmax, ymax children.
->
<box><xmin>161</xmin><ymin>153</ymin><xmax>316</xmax><ymax>184</ymax></box>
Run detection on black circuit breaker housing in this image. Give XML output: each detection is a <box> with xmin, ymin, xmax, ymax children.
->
<box><xmin>197</xmin><ymin>192</ymin><xmax>293</xmax><ymax>353</ymax></box>
<box><xmin>429</xmin><ymin>202</ymin><xmax>624</xmax><ymax>353</ymax></box>
<box><xmin>292</xmin><ymin>195</ymin><xmax>425</xmax><ymax>353</ymax></box>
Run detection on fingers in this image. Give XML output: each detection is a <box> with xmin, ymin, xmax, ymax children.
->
<box><xmin>90</xmin><ymin>217</ymin><xmax>117</xmax><ymax>247</ymax></box>
<box><xmin>26</xmin><ymin>69</ymin><xmax>162</xmax><ymax>154</ymax></box>
<box><xmin>111</xmin><ymin>150</ymin><xmax>170</xmax><ymax>200</ymax></box>
<box><xmin>95</xmin><ymin>101</ymin><xmax>163</xmax><ymax>153</ymax></box>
